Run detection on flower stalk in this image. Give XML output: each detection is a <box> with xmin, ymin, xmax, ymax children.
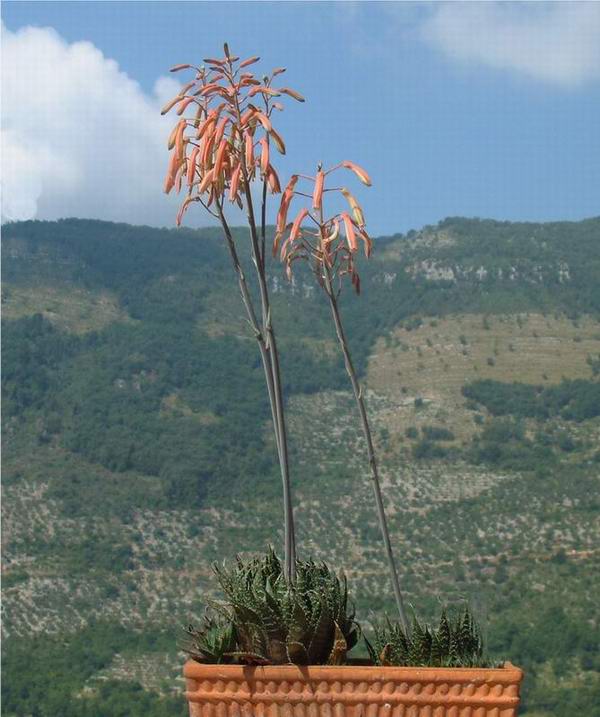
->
<box><xmin>162</xmin><ymin>44</ymin><xmax>302</xmax><ymax>580</ymax></box>
<box><xmin>275</xmin><ymin>163</ymin><xmax>409</xmax><ymax>628</ymax></box>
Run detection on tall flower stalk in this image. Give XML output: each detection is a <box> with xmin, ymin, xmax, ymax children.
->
<box><xmin>162</xmin><ymin>44</ymin><xmax>304</xmax><ymax>581</ymax></box>
<box><xmin>274</xmin><ymin>163</ymin><xmax>409</xmax><ymax>630</ymax></box>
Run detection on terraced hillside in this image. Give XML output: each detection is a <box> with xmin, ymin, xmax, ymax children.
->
<box><xmin>2</xmin><ymin>217</ymin><xmax>600</xmax><ymax>716</ymax></box>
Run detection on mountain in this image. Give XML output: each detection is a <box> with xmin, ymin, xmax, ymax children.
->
<box><xmin>2</xmin><ymin>217</ymin><xmax>600</xmax><ymax>716</ymax></box>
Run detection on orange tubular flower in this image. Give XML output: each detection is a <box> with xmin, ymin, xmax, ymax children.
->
<box><xmin>325</xmin><ymin>218</ymin><xmax>340</xmax><ymax>246</ymax></box>
<box><xmin>277</xmin><ymin>87</ymin><xmax>305</xmax><ymax>102</ymax></box>
<box><xmin>213</xmin><ymin>117</ymin><xmax>229</xmax><ymax>146</ymax></box>
<box><xmin>174</xmin><ymin>164</ymin><xmax>184</xmax><ymax>194</ymax></box>
<box><xmin>282</xmin><ymin>174</ymin><xmax>299</xmax><ymax>198</ymax></box>
<box><xmin>198</xmin><ymin>168</ymin><xmax>215</xmax><ymax>194</ymax></box>
<box><xmin>196</xmin><ymin>117</ymin><xmax>214</xmax><ymax>141</ymax></box>
<box><xmin>239</xmin><ymin>55</ymin><xmax>260</xmax><ymax>68</ymax></box>
<box><xmin>281</xmin><ymin>207</ymin><xmax>309</xmax><ymax>259</ymax></box>
<box><xmin>187</xmin><ymin>146</ymin><xmax>200</xmax><ymax>186</ymax></box>
<box><xmin>162</xmin><ymin>95</ymin><xmax>184</xmax><ymax>116</ymax></box>
<box><xmin>240</xmin><ymin>108</ymin><xmax>256</xmax><ymax>127</ymax></box>
<box><xmin>312</xmin><ymin>170</ymin><xmax>324</xmax><ymax>211</ymax></box>
<box><xmin>249</xmin><ymin>87</ymin><xmax>281</xmax><ymax>99</ymax></box>
<box><xmin>272</xmin><ymin>175</ymin><xmax>298</xmax><ymax>255</ymax></box>
<box><xmin>266</xmin><ymin>164</ymin><xmax>281</xmax><ymax>194</ymax></box>
<box><xmin>289</xmin><ymin>207</ymin><xmax>309</xmax><ymax>243</ymax></box>
<box><xmin>361</xmin><ymin>229</ymin><xmax>373</xmax><ymax>258</ymax></box>
<box><xmin>340</xmin><ymin>188</ymin><xmax>365</xmax><ymax>227</ymax></box>
<box><xmin>163</xmin><ymin>149</ymin><xmax>180</xmax><ymax>194</ymax></box>
<box><xmin>176</xmin><ymin>96</ymin><xmax>196</xmax><ymax>116</ymax></box>
<box><xmin>254</xmin><ymin>112</ymin><xmax>272</xmax><ymax>132</ymax></box>
<box><xmin>259</xmin><ymin>138</ymin><xmax>270</xmax><ymax>176</ymax></box>
<box><xmin>176</xmin><ymin>196</ymin><xmax>195</xmax><ymax>226</ymax></box>
<box><xmin>179</xmin><ymin>81</ymin><xmax>196</xmax><ymax>96</ymax></box>
<box><xmin>213</xmin><ymin>139</ymin><xmax>228</xmax><ymax>179</ymax></box>
<box><xmin>341</xmin><ymin>212</ymin><xmax>358</xmax><ymax>252</ymax></box>
<box><xmin>174</xmin><ymin>120</ymin><xmax>186</xmax><ymax>159</ymax></box>
<box><xmin>228</xmin><ymin>162</ymin><xmax>242</xmax><ymax>202</ymax></box>
<box><xmin>198</xmin><ymin>83</ymin><xmax>220</xmax><ymax>97</ymax></box>
<box><xmin>341</xmin><ymin>160</ymin><xmax>372</xmax><ymax>186</ymax></box>
<box><xmin>167</xmin><ymin>123</ymin><xmax>180</xmax><ymax>150</ymax></box>
<box><xmin>245</xmin><ymin>132</ymin><xmax>255</xmax><ymax>172</ymax></box>
<box><xmin>269</xmin><ymin>128</ymin><xmax>286</xmax><ymax>155</ymax></box>
<box><xmin>201</xmin><ymin>131</ymin><xmax>215</xmax><ymax>171</ymax></box>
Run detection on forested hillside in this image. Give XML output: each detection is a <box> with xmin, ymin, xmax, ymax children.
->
<box><xmin>2</xmin><ymin>217</ymin><xmax>600</xmax><ymax>716</ymax></box>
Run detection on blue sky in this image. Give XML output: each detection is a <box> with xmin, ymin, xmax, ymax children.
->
<box><xmin>2</xmin><ymin>1</ymin><xmax>600</xmax><ymax>234</ymax></box>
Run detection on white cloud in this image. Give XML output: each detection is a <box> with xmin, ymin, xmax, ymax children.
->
<box><xmin>421</xmin><ymin>2</ymin><xmax>600</xmax><ymax>88</ymax></box>
<box><xmin>1</xmin><ymin>23</ymin><xmax>189</xmax><ymax>225</ymax></box>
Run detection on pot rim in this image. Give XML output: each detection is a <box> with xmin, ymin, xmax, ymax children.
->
<box><xmin>184</xmin><ymin>659</ymin><xmax>523</xmax><ymax>681</ymax></box>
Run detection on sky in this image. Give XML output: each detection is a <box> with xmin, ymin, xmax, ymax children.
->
<box><xmin>2</xmin><ymin>1</ymin><xmax>600</xmax><ymax>235</ymax></box>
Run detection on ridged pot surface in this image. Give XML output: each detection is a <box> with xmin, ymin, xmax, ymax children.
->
<box><xmin>184</xmin><ymin>661</ymin><xmax>523</xmax><ymax>717</ymax></box>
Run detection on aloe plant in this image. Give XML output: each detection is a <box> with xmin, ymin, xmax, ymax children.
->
<box><xmin>181</xmin><ymin>611</ymin><xmax>238</xmax><ymax>664</ymax></box>
<box><xmin>166</xmin><ymin>44</ymin><xmax>496</xmax><ymax>672</ymax></box>
<box><xmin>186</xmin><ymin>548</ymin><xmax>359</xmax><ymax>665</ymax></box>
<box><xmin>365</xmin><ymin>606</ymin><xmax>493</xmax><ymax>668</ymax></box>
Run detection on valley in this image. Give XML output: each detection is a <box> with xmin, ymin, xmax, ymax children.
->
<box><xmin>2</xmin><ymin>217</ymin><xmax>600</xmax><ymax>716</ymax></box>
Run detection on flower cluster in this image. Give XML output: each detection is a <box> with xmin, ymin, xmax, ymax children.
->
<box><xmin>162</xmin><ymin>43</ymin><xmax>304</xmax><ymax>226</ymax></box>
<box><xmin>274</xmin><ymin>162</ymin><xmax>373</xmax><ymax>294</ymax></box>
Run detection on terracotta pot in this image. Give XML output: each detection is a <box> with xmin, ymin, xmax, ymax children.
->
<box><xmin>184</xmin><ymin>661</ymin><xmax>523</xmax><ymax>717</ymax></box>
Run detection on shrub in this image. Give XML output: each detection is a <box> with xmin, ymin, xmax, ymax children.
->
<box><xmin>421</xmin><ymin>425</ymin><xmax>455</xmax><ymax>441</ymax></box>
<box><xmin>413</xmin><ymin>440</ymin><xmax>449</xmax><ymax>460</ymax></box>
<box><xmin>405</xmin><ymin>426</ymin><xmax>419</xmax><ymax>440</ymax></box>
